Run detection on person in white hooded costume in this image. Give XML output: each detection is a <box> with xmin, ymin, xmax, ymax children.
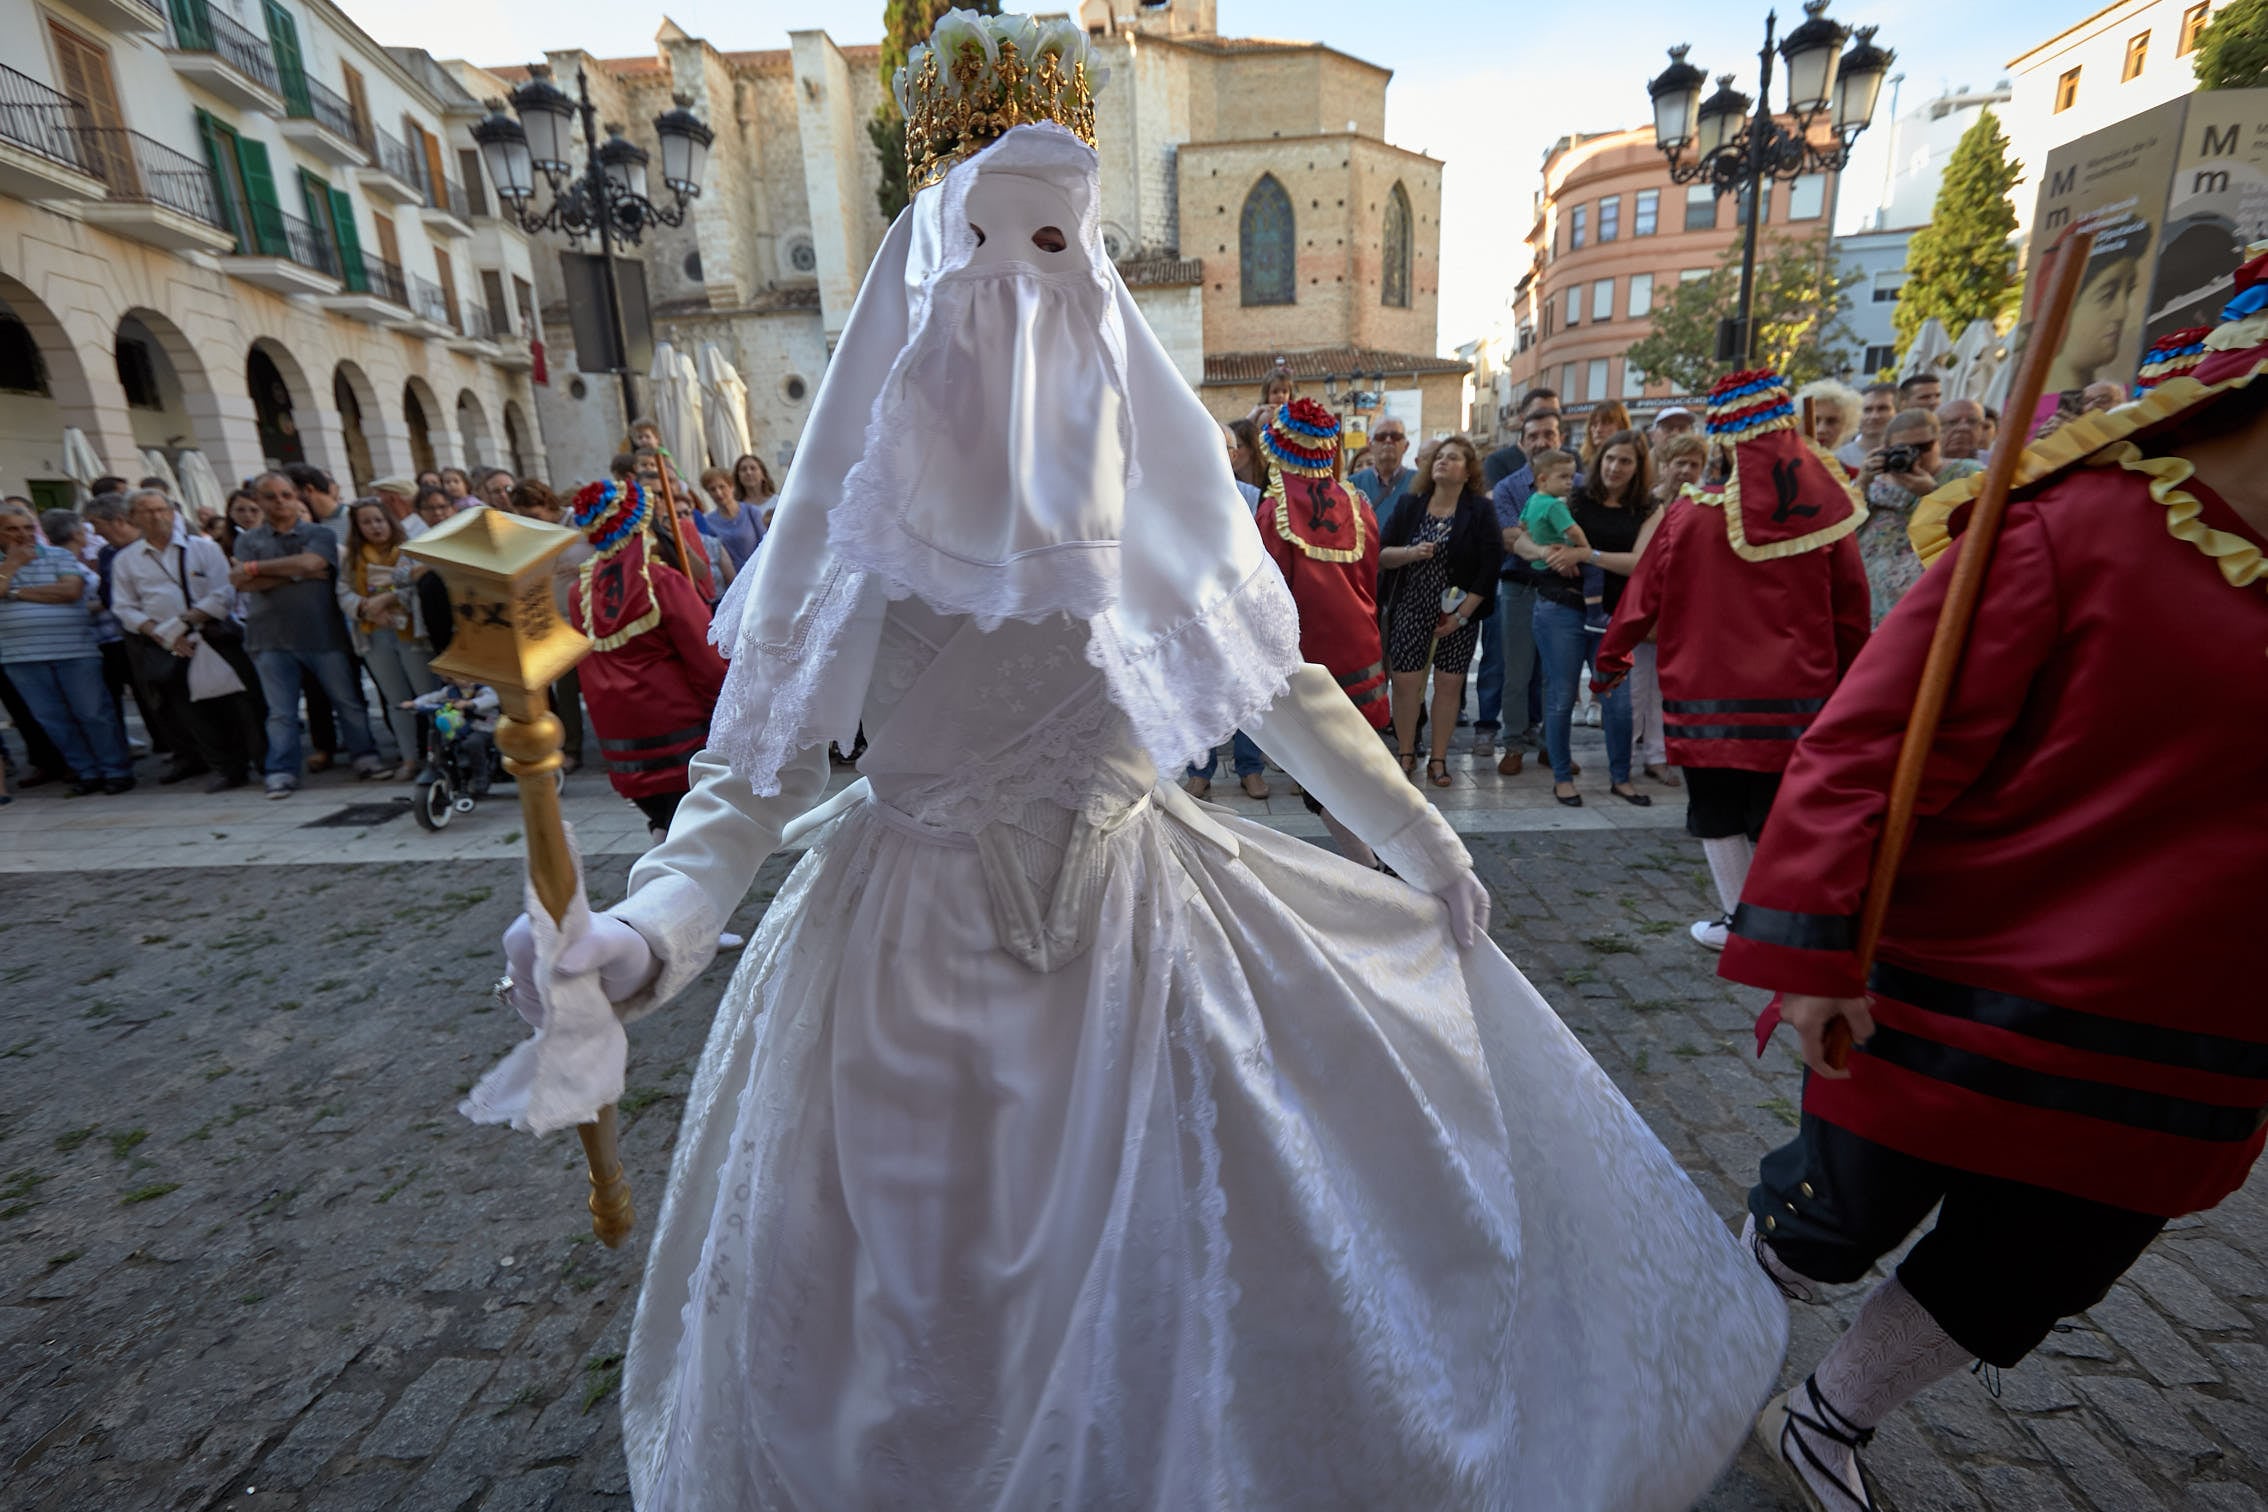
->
<box><xmin>494</xmin><ymin>14</ymin><xmax>1785</xmax><ymax>1509</ymax></box>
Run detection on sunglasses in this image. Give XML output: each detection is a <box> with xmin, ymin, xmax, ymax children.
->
<box><xmin>1374</xmin><ymin>431</ymin><xmax>1406</xmax><ymax>443</ymax></box>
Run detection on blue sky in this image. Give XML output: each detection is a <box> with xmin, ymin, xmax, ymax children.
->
<box><xmin>339</xmin><ymin>0</ymin><xmax>2092</xmax><ymax>350</ymax></box>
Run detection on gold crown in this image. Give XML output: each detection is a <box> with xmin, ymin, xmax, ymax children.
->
<box><xmin>898</xmin><ymin>21</ymin><xmax>1100</xmax><ymax>195</ymax></box>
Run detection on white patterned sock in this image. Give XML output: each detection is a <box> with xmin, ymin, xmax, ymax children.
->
<box><xmin>1702</xmin><ymin>834</ymin><xmax>1754</xmax><ymax>917</ymax></box>
<box><xmin>1778</xmin><ymin>1278</ymin><xmax>1973</xmax><ymax>1506</ymax></box>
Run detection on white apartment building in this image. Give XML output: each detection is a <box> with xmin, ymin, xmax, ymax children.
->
<box><xmin>0</xmin><ymin>0</ymin><xmax>548</xmax><ymax>512</ymax></box>
<box><xmin>1833</xmin><ymin>82</ymin><xmax>2013</xmax><ymax>381</ymax></box>
<box><xmin>2004</xmin><ymin>0</ymin><xmax>2223</xmax><ymax>235</ymax></box>
<box><xmin>1856</xmin><ymin>81</ymin><xmax>2014</xmax><ymax>234</ymax></box>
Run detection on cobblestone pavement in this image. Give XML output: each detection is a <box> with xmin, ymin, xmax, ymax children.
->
<box><xmin>0</xmin><ymin>833</ymin><xmax>2259</xmax><ymax>1510</ymax></box>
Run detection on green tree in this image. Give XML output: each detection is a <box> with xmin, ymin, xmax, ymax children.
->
<box><xmin>867</xmin><ymin>0</ymin><xmax>1001</xmax><ymax>220</ymax></box>
<box><xmin>2195</xmin><ymin>0</ymin><xmax>2268</xmax><ymax>89</ymax></box>
<box><xmin>1893</xmin><ymin>108</ymin><xmax>2020</xmax><ymax>357</ymax></box>
<box><xmin>1622</xmin><ymin>230</ymin><xmax>1859</xmax><ymax>393</ymax></box>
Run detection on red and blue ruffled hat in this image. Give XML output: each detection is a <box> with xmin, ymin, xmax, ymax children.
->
<box><xmin>1261</xmin><ymin>398</ymin><xmax>1341</xmax><ymax>479</ymax></box>
<box><xmin>2137</xmin><ymin>327</ymin><xmax>2211</xmax><ymax>392</ymax></box>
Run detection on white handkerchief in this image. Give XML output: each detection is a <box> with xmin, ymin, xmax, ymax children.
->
<box><xmin>460</xmin><ymin>823</ymin><xmax>628</xmax><ymax>1135</ymax></box>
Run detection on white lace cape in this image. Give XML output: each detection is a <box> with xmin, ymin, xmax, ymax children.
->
<box><xmin>706</xmin><ymin>124</ymin><xmax>1300</xmax><ymax>796</ymax></box>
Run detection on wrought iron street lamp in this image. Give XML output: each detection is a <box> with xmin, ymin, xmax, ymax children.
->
<box><xmin>474</xmin><ymin>64</ymin><xmax>715</xmax><ymax>419</ymax></box>
<box><xmin>1645</xmin><ymin>2</ymin><xmax>1893</xmax><ymax>366</ymax></box>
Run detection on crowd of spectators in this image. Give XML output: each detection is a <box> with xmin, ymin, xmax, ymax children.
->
<box><xmin>0</xmin><ymin>429</ymin><xmax>779</xmax><ymax>817</ymax></box>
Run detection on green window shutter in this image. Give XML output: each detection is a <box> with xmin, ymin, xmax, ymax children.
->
<box><xmin>170</xmin><ymin>0</ymin><xmax>213</xmax><ymax>52</ymax></box>
<box><xmin>236</xmin><ymin>137</ymin><xmax>286</xmax><ymax>257</ymax></box>
<box><xmin>263</xmin><ymin>2</ymin><xmax>310</xmax><ymax>117</ymax></box>
<box><xmin>297</xmin><ymin>166</ymin><xmax>334</xmax><ymax>268</ymax></box>
<box><xmin>193</xmin><ymin>109</ymin><xmax>244</xmax><ymax>252</ymax></box>
<box><xmin>328</xmin><ymin>186</ymin><xmax>366</xmax><ymax>291</ymax></box>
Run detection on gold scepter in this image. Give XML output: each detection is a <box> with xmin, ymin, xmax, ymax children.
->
<box><xmin>404</xmin><ymin>508</ymin><xmax>636</xmax><ymax>1248</ymax></box>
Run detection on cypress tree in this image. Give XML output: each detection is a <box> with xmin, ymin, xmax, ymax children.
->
<box><xmin>2195</xmin><ymin>0</ymin><xmax>2268</xmax><ymax>89</ymax></box>
<box><xmin>1894</xmin><ymin>108</ymin><xmax>2021</xmax><ymax>357</ymax></box>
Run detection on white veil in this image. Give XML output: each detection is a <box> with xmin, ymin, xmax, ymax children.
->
<box><xmin>707</xmin><ymin>123</ymin><xmax>1299</xmax><ymax>794</ymax></box>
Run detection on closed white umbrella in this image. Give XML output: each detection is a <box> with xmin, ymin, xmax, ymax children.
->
<box><xmin>1946</xmin><ymin>318</ymin><xmax>1997</xmax><ymax>401</ymax></box>
<box><xmin>698</xmin><ymin>342</ymin><xmax>753</xmax><ymax>473</ymax></box>
<box><xmin>1982</xmin><ymin>332</ymin><xmax>2021</xmax><ymax>413</ymax></box>
<box><xmin>61</xmin><ymin>427</ymin><xmax>105</xmax><ymax>500</ymax></box>
<box><xmin>1899</xmin><ymin>317</ymin><xmax>1952</xmax><ymax>382</ymax></box>
<box><xmin>176</xmin><ymin>449</ymin><xmax>226</xmax><ymax>521</ymax></box>
<box><xmin>139</xmin><ymin>448</ymin><xmax>182</xmax><ymax>498</ymax></box>
<box><xmin>647</xmin><ymin>341</ymin><xmax>705</xmax><ymax>479</ymax></box>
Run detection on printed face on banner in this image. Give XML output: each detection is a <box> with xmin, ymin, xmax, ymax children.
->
<box><xmin>2028</xmin><ymin>97</ymin><xmax>2184</xmax><ymax>396</ymax></box>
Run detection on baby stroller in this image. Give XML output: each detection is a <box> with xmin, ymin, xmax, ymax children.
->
<box><xmin>409</xmin><ymin>696</ymin><xmax>568</xmax><ymax>830</ymax></box>
<box><xmin>410</xmin><ymin>700</ymin><xmax>505</xmax><ymax>830</ymax></box>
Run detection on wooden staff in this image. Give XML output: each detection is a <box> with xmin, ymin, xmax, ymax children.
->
<box><xmin>403</xmin><ymin>508</ymin><xmax>636</xmax><ymax>1247</ymax></box>
<box><xmin>1828</xmin><ymin>229</ymin><xmax>2097</xmax><ymax>1070</ymax></box>
<box><xmin>650</xmin><ymin>453</ymin><xmax>698</xmax><ymax>595</ymax></box>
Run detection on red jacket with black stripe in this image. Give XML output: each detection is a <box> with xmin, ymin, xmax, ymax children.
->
<box><xmin>1718</xmin><ymin>463</ymin><xmax>2268</xmax><ymax>1218</ymax></box>
<box><xmin>1596</xmin><ymin>495</ymin><xmax>1871</xmax><ymax>771</ymax></box>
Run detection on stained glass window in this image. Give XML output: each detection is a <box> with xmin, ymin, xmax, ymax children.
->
<box><xmin>1240</xmin><ymin>174</ymin><xmax>1296</xmax><ymax>306</ymax></box>
<box><xmin>1382</xmin><ymin>181</ymin><xmax>1412</xmax><ymax>308</ymax></box>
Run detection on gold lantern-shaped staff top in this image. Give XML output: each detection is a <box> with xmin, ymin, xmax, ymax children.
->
<box><xmin>402</xmin><ymin>506</ymin><xmax>590</xmax><ymax>695</ymax></box>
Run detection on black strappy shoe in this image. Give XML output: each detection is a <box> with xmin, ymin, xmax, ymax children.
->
<box><xmin>1759</xmin><ymin>1376</ymin><xmax>1880</xmax><ymax>1511</ymax></box>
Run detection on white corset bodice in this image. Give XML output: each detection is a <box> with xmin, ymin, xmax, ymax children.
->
<box><xmin>856</xmin><ymin>598</ymin><xmax>1158</xmax><ymax>836</ymax></box>
<box><xmin>853</xmin><ymin>599</ymin><xmax>1163</xmax><ymax>971</ymax></box>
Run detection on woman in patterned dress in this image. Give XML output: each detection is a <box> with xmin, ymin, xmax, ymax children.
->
<box><xmin>1376</xmin><ymin>436</ymin><xmax>1502</xmax><ymax>786</ymax></box>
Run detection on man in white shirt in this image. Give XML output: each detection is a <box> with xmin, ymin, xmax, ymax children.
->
<box><xmin>111</xmin><ymin>488</ymin><xmax>262</xmax><ymax>790</ymax></box>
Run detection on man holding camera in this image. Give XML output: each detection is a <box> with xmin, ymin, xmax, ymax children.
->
<box><xmin>1854</xmin><ymin>408</ymin><xmax>1982</xmax><ymax>627</ymax></box>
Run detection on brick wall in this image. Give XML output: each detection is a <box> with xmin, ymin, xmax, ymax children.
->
<box><xmin>1347</xmin><ymin>140</ymin><xmax>1440</xmax><ymax>355</ymax></box>
<box><xmin>1181</xmin><ymin>138</ymin><xmax>1358</xmax><ymax>356</ymax></box>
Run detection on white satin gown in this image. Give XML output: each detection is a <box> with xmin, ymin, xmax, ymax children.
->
<box><xmin>606</xmin><ymin>597</ymin><xmax>1786</xmax><ymax>1511</ymax></box>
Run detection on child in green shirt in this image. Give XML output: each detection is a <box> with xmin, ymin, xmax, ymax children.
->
<box><xmin>1519</xmin><ymin>450</ymin><xmax>1611</xmax><ymax>631</ymax></box>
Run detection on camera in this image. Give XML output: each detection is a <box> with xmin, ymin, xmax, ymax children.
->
<box><xmin>1881</xmin><ymin>443</ymin><xmax>1923</xmax><ymax>474</ymax></box>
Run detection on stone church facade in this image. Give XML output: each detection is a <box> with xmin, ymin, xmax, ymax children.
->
<box><xmin>455</xmin><ymin>0</ymin><xmax>1460</xmax><ymax>486</ymax></box>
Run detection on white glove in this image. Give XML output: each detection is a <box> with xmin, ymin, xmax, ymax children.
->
<box><xmin>1435</xmin><ymin>870</ymin><xmax>1491</xmax><ymax>950</ymax></box>
<box><xmin>502</xmin><ymin>911</ymin><xmax>657</xmax><ymax>1027</ymax></box>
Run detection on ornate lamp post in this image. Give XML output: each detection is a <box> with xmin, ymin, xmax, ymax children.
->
<box><xmin>1646</xmin><ymin>1</ymin><xmax>1893</xmax><ymax>366</ymax></box>
<box><xmin>474</xmin><ymin>65</ymin><xmax>715</xmax><ymax>421</ymax></box>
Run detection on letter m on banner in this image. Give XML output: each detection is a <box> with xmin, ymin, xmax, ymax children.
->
<box><xmin>2201</xmin><ymin>121</ymin><xmax>2240</xmax><ymax>157</ymax></box>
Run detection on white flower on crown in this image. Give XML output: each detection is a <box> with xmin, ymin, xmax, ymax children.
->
<box><xmin>930</xmin><ymin>8</ymin><xmax>1000</xmax><ymax>96</ymax></box>
<box><xmin>997</xmin><ymin>14</ymin><xmax>1044</xmax><ymax>61</ymax></box>
<box><xmin>1034</xmin><ymin>17</ymin><xmax>1092</xmax><ymax>69</ymax></box>
<box><xmin>889</xmin><ymin>11</ymin><xmax>1108</xmax><ymax>122</ymax></box>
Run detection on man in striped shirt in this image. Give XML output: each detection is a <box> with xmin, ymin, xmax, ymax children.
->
<box><xmin>0</xmin><ymin>501</ymin><xmax>133</xmax><ymax>795</ymax></box>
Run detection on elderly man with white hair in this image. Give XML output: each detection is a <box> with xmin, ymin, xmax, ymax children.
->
<box><xmin>111</xmin><ymin>488</ymin><xmax>262</xmax><ymax>790</ymax></box>
<box><xmin>1936</xmin><ymin>397</ymin><xmax>1987</xmax><ymax>461</ymax></box>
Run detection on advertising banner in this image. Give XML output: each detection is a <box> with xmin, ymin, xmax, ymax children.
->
<box><xmin>2145</xmin><ymin>90</ymin><xmax>2268</xmax><ymax>342</ymax></box>
<box><xmin>2027</xmin><ymin>96</ymin><xmax>2186</xmax><ymax>399</ymax></box>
